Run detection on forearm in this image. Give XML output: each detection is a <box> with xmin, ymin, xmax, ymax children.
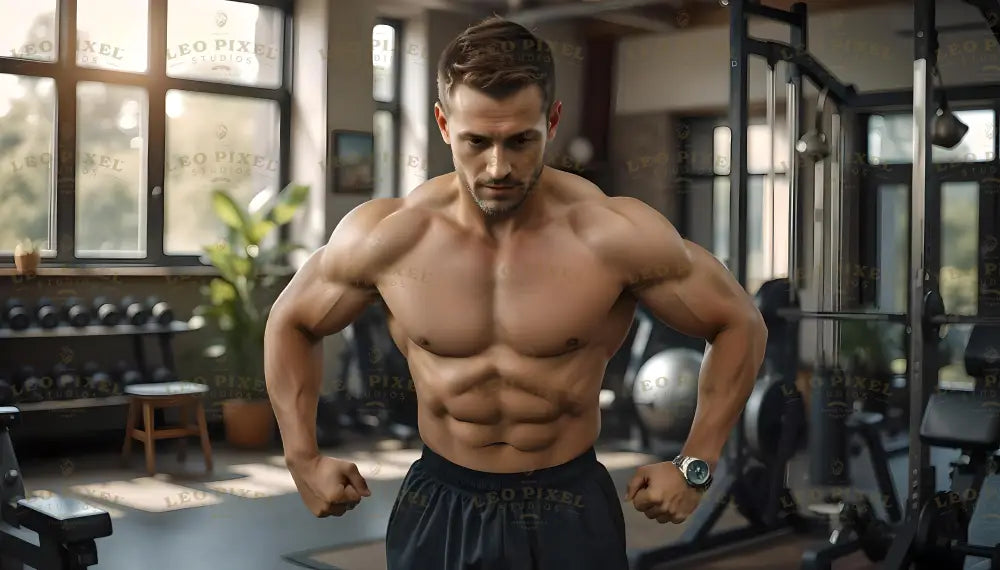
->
<box><xmin>681</xmin><ymin>315</ymin><xmax>767</xmax><ymax>468</ymax></box>
<box><xmin>264</xmin><ymin>315</ymin><xmax>325</xmax><ymax>463</ymax></box>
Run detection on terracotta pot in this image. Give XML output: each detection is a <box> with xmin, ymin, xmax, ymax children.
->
<box><xmin>221</xmin><ymin>399</ymin><xmax>276</xmax><ymax>449</ymax></box>
<box><xmin>14</xmin><ymin>251</ymin><xmax>40</xmax><ymax>275</ymax></box>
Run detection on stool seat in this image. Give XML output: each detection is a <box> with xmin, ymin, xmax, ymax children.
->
<box><xmin>122</xmin><ymin>383</ymin><xmax>213</xmax><ymax>475</ymax></box>
<box><xmin>125</xmin><ymin>382</ymin><xmax>209</xmax><ymax>397</ymax></box>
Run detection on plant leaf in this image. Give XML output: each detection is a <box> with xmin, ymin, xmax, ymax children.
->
<box><xmin>209</xmin><ymin>278</ymin><xmax>237</xmax><ymax>305</ymax></box>
<box><xmin>212</xmin><ymin>190</ymin><xmax>250</xmax><ymax>232</ymax></box>
<box><xmin>266</xmin><ymin>184</ymin><xmax>309</xmax><ymax>225</ymax></box>
<box><xmin>249</xmin><ymin>219</ymin><xmax>276</xmax><ymax>244</ymax></box>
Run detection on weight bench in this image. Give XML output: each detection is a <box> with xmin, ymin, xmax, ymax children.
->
<box><xmin>0</xmin><ymin>407</ymin><xmax>112</xmax><ymax>569</ymax></box>
<box><xmin>884</xmin><ymin>324</ymin><xmax>1000</xmax><ymax>569</ymax></box>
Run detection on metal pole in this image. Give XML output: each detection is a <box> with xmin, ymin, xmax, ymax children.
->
<box><xmin>790</xmin><ymin>2</ymin><xmax>808</xmax><ymax>304</ymax></box>
<box><xmin>766</xmin><ymin>63</ymin><xmax>776</xmax><ymax>280</ymax></box>
<box><xmin>829</xmin><ymin>112</ymin><xmax>843</xmax><ymax>366</ymax></box>
<box><xmin>907</xmin><ymin>0</ymin><xmax>935</xmax><ymax>516</ymax></box>
<box><xmin>727</xmin><ymin>0</ymin><xmax>749</xmax><ymax>469</ymax></box>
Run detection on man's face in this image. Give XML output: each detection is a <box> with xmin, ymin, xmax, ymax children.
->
<box><xmin>435</xmin><ymin>84</ymin><xmax>561</xmax><ymax>217</ymax></box>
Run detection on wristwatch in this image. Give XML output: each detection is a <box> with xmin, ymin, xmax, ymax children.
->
<box><xmin>672</xmin><ymin>455</ymin><xmax>712</xmax><ymax>491</ymax></box>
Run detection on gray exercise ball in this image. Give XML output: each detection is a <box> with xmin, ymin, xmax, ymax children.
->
<box><xmin>632</xmin><ymin>348</ymin><xmax>703</xmax><ymax>440</ymax></box>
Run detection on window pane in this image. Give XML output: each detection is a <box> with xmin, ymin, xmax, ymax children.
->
<box><xmin>713</xmin><ymin>127</ymin><xmax>730</xmax><ymax>176</ymax></box>
<box><xmin>867</xmin><ymin>110</ymin><xmax>995</xmax><ymax>164</ymax></box>
<box><xmin>166</xmin><ymin>0</ymin><xmax>284</xmax><ymax>88</ymax></box>
<box><xmin>373</xmin><ymin>110</ymin><xmax>395</xmax><ymax>198</ymax></box>
<box><xmin>0</xmin><ymin>1</ymin><xmax>57</xmax><ymax>62</ymax></box>
<box><xmin>938</xmin><ymin>182</ymin><xmax>979</xmax><ymax>388</ymax></box>
<box><xmin>76</xmin><ymin>0</ymin><xmax>148</xmax><ymax>72</ymax></box>
<box><xmin>76</xmin><ymin>82</ymin><xmax>148</xmax><ymax>257</ymax></box>
<box><xmin>0</xmin><ymin>74</ymin><xmax>56</xmax><ymax>253</ymax></box>
<box><xmin>876</xmin><ymin>184</ymin><xmax>908</xmax><ymax>314</ymax></box>
<box><xmin>373</xmin><ymin>24</ymin><xmax>396</xmax><ymax>103</ymax></box>
<box><xmin>712</xmin><ymin>176</ymin><xmax>729</xmax><ymax>263</ymax></box>
<box><xmin>164</xmin><ymin>91</ymin><xmax>280</xmax><ymax>255</ymax></box>
<box><xmin>940</xmin><ymin>182</ymin><xmax>979</xmax><ymax>316</ymax></box>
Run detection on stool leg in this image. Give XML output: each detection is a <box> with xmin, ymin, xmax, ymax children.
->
<box><xmin>177</xmin><ymin>404</ymin><xmax>189</xmax><ymax>464</ymax></box>
<box><xmin>142</xmin><ymin>403</ymin><xmax>156</xmax><ymax>476</ymax></box>
<box><xmin>196</xmin><ymin>401</ymin><xmax>213</xmax><ymax>472</ymax></box>
<box><xmin>121</xmin><ymin>399</ymin><xmax>138</xmax><ymax>467</ymax></box>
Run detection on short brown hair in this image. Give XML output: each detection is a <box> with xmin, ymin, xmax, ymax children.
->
<box><xmin>437</xmin><ymin>16</ymin><xmax>556</xmax><ymax>115</ymax></box>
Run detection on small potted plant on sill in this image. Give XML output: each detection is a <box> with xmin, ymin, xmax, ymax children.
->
<box><xmin>194</xmin><ymin>183</ymin><xmax>309</xmax><ymax>449</ymax></box>
<box><xmin>13</xmin><ymin>239</ymin><xmax>40</xmax><ymax>275</ymax></box>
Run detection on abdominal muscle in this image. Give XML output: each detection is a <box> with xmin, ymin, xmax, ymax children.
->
<box><xmin>411</xmin><ymin>348</ymin><xmax>606</xmax><ymax>474</ymax></box>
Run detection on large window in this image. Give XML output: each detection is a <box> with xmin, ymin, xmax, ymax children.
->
<box><xmin>681</xmin><ymin>116</ymin><xmax>791</xmax><ymax>294</ymax></box>
<box><xmin>373</xmin><ymin>20</ymin><xmax>401</xmax><ymax>199</ymax></box>
<box><xmin>862</xmin><ymin>108</ymin><xmax>995</xmax><ymax>386</ymax></box>
<box><xmin>0</xmin><ymin>0</ymin><xmax>292</xmax><ymax>264</ymax></box>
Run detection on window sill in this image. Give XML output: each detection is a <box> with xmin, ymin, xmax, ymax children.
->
<box><xmin>0</xmin><ymin>266</ymin><xmax>295</xmax><ymax>277</ymax></box>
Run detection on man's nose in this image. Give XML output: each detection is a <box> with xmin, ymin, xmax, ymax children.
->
<box><xmin>487</xmin><ymin>148</ymin><xmax>512</xmax><ymax>179</ymax></box>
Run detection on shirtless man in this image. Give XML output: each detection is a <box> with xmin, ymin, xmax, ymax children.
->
<box><xmin>265</xmin><ymin>16</ymin><xmax>767</xmax><ymax>570</ymax></box>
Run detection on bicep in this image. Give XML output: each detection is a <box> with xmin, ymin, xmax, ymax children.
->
<box><xmin>269</xmin><ymin>246</ymin><xmax>377</xmax><ymax>340</ymax></box>
<box><xmin>633</xmin><ymin>241</ymin><xmax>754</xmax><ymax>340</ymax></box>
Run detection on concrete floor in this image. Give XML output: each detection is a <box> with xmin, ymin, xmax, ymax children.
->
<box><xmin>8</xmin><ymin>429</ymin><xmax>1000</xmax><ymax>570</ymax></box>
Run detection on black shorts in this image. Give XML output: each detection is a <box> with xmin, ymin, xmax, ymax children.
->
<box><xmin>385</xmin><ymin>445</ymin><xmax>628</xmax><ymax>570</ymax></box>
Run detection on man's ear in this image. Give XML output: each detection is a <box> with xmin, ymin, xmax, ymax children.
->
<box><xmin>434</xmin><ymin>102</ymin><xmax>451</xmax><ymax>145</ymax></box>
<box><xmin>546</xmin><ymin>100</ymin><xmax>562</xmax><ymax>141</ymax></box>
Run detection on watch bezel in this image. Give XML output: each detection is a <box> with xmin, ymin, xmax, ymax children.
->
<box><xmin>685</xmin><ymin>458</ymin><xmax>711</xmax><ymax>486</ymax></box>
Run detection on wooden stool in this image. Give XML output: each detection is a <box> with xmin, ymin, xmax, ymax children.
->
<box><xmin>122</xmin><ymin>382</ymin><xmax>213</xmax><ymax>475</ymax></box>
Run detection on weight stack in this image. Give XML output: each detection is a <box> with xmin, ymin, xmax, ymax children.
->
<box><xmin>808</xmin><ymin>366</ymin><xmax>851</xmax><ymax>486</ymax></box>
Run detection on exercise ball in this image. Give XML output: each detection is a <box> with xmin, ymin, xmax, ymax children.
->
<box><xmin>632</xmin><ymin>348</ymin><xmax>703</xmax><ymax>440</ymax></box>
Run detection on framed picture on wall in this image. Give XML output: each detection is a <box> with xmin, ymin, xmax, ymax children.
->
<box><xmin>329</xmin><ymin>130</ymin><xmax>375</xmax><ymax>194</ymax></box>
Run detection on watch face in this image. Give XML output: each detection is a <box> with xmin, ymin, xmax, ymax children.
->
<box><xmin>686</xmin><ymin>460</ymin><xmax>710</xmax><ymax>486</ymax></box>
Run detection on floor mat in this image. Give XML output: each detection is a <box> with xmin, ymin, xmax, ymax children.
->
<box><xmin>203</xmin><ymin>463</ymin><xmax>300</xmax><ymax>498</ymax></box>
<box><xmin>283</xmin><ymin>540</ymin><xmax>386</xmax><ymax>570</ymax></box>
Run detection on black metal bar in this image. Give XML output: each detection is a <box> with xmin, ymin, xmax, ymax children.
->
<box><xmin>908</xmin><ymin>0</ymin><xmax>937</xmax><ymax>520</ymax></box>
<box><xmin>852</xmin><ymin>84</ymin><xmax>1000</xmax><ymax>111</ymax></box>
<box><xmin>744</xmin><ymin>39</ymin><xmax>856</xmax><ymax>106</ymax></box>
<box><xmin>55</xmin><ymin>0</ymin><xmax>77</xmax><ymax>264</ymax></box>
<box><xmin>148</xmin><ymin>0</ymin><xmax>167</xmax><ymax>261</ymax></box>
<box><xmin>776</xmin><ymin>308</ymin><xmax>908</xmax><ymax>323</ymax></box>
<box><xmin>744</xmin><ymin>1</ymin><xmax>802</xmax><ymax>26</ymax></box>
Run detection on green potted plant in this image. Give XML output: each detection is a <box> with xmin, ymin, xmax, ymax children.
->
<box><xmin>195</xmin><ymin>184</ymin><xmax>309</xmax><ymax>449</ymax></box>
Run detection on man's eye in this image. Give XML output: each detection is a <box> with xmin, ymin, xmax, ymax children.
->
<box><xmin>468</xmin><ymin>138</ymin><xmax>488</xmax><ymax>148</ymax></box>
<box><xmin>511</xmin><ymin>137</ymin><xmax>530</xmax><ymax>147</ymax></box>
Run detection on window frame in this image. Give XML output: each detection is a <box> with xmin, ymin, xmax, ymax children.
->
<box><xmin>374</xmin><ymin>17</ymin><xmax>402</xmax><ymax>198</ymax></box>
<box><xmin>0</xmin><ymin>0</ymin><xmax>294</xmax><ymax>267</ymax></box>
<box><xmin>856</xmin><ymin>102</ymin><xmax>999</xmax><ymax>315</ymax></box>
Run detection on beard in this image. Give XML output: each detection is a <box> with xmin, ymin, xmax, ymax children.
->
<box><xmin>461</xmin><ymin>163</ymin><xmax>545</xmax><ymax>218</ymax></box>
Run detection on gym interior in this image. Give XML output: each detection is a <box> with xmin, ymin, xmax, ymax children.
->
<box><xmin>2</xmin><ymin>0</ymin><xmax>1000</xmax><ymax>568</ymax></box>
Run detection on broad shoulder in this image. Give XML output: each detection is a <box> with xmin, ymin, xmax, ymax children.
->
<box><xmin>568</xmin><ymin>193</ymin><xmax>692</xmax><ymax>286</ymax></box>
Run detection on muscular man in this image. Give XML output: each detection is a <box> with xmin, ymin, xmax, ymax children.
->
<box><xmin>265</xmin><ymin>16</ymin><xmax>767</xmax><ymax>570</ymax></box>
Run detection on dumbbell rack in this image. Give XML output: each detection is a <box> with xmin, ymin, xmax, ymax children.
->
<box><xmin>0</xmin><ymin>321</ymin><xmax>199</xmax><ymax>413</ymax></box>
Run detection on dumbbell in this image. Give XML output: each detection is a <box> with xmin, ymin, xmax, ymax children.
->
<box><xmin>120</xmin><ymin>296</ymin><xmax>149</xmax><ymax>325</ymax></box>
<box><xmin>63</xmin><ymin>297</ymin><xmax>91</xmax><ymax>327</ymax></box>
<box><xmin>81</xmin><ymin>362</ymin><xmax>114</xmax><ymax>397</ymax></box>
<box><xmin>114</xmin><ymin>360</ymin><xmax>144</xmax><ymax>390</ymax></box>
<box><xmin>92</xmin><ymin>296</ymin><xmax>121</xmax><ymax>326</ymax></box>
<box><xmin>35</xmin><ymin>297</ymin><xmax>60</xmax><ymax>329</ymax></box>
<box><xmin>4</xmin><ymin>299</ymin><xmax>31</xmax><ymax>331</ymax></box>
<box><xmin>52</xmin><ymin>363</ymin><xmax>80</xmax><ymax>400</ymax></box>
<box><xmin>0</xmin><ymin>372</ymin><xmax>14</xmax><ymax>405</ymax></box>
<box><xmin>147</xmin><ymin>297</ymin><xmax>174</xmax><ymax>325</ymax></box>
<box><xmin>17</xmin><ymin>366</ymin><xmax>47</xmax><ymax>403</ymax></box>
<box><xmin>150</xmin><ymin>367</ymin><xmax>176</xmax><ymax>383</ymax></box>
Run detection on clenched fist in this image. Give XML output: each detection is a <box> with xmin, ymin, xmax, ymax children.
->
<box><xmin>287</xmin><ymin>455</ymin><xmax>371</xmax><ymax>517</ymax></box>
<box><xmin>624</xmin><ymin>461</ymin><xmax>703</xmax><ymax>524</ymax></box>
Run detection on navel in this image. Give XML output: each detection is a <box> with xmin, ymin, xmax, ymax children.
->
<box><xmin>566</xmin><ymin>338</ymin><xmax>580</xmax><ymax>348</ymax></box>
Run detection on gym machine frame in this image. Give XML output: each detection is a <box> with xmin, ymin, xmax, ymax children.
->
<box><xmin>632</xmin><ymin>1</ymin><xmax>1000</xmax><ymax>568</ymax></box>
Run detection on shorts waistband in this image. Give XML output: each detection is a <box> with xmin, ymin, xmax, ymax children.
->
<box><xmin>418</xmin><ymin>445</ymin><xmax>598</xmax><ymax>491</ymax></box>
